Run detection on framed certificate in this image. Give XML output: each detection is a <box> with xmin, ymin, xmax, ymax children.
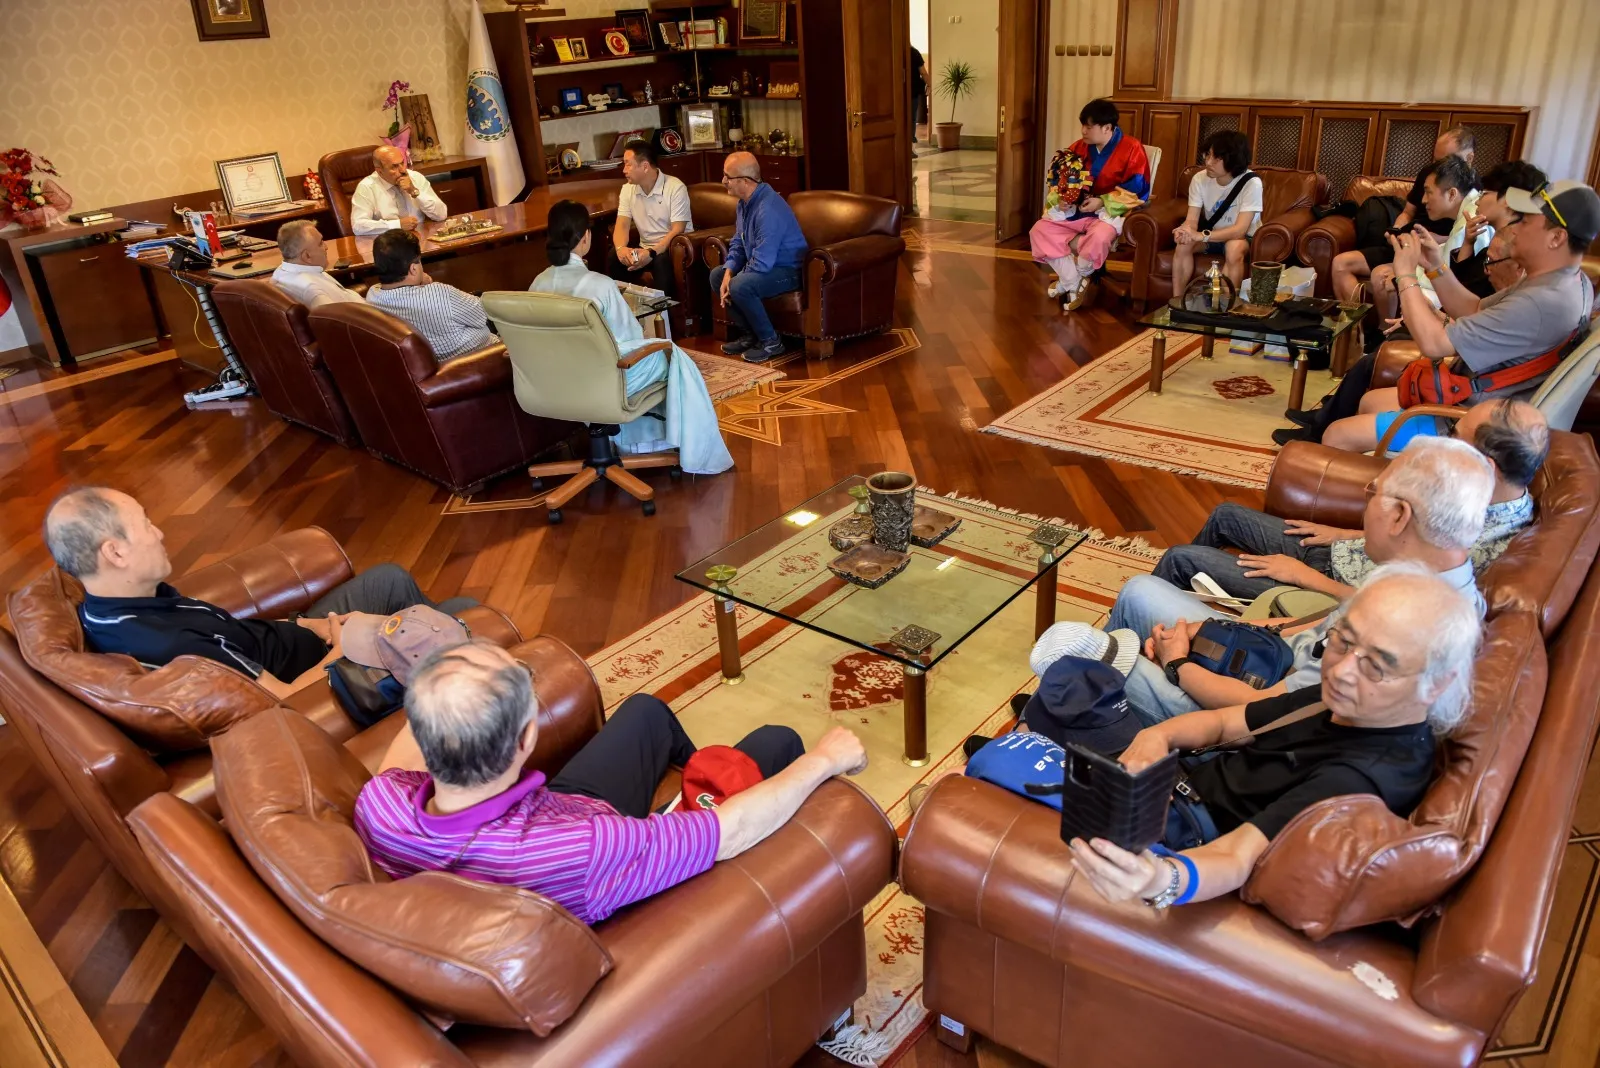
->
<box><xmin>739</xmin><ymin>0</ymin><xmax>786</xmax><ymax>42</ymax></box>
<box><xmin>214</xmin><ymin>152</ymin><xmax>291</xmax><ymax>214</ymax></box>
<box><xmin>681</xmin><ymin>104</ymin><xmax>722</xmax><ymax>149</ymax></box>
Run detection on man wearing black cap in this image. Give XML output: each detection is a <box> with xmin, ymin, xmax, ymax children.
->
<box><xmin>1350</xmin><ymin>179</ymin><xmax>1598</xmax><ymax>420</ymax></box>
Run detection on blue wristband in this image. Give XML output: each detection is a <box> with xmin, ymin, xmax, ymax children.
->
<box><xmin>1150</xmin><ymin>845</ymin><xmax>1200</xmax><ymax>905</ymax></box>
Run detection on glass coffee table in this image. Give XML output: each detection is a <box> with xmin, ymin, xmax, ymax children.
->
<box><xmin>1137</xmin><ymin>301</ymin><xmax>1370</xmax><ymax>411</ymax></box>
<box><xmin>676</xmin><ymin>476</ymin><xmax>1087</xmax><ymax>765</ymax></box>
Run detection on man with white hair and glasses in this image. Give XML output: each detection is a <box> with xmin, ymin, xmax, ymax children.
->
<box><xmin>1067</xmin><ymin>563</ymin><xmax>1479</xmax><ymax>909</ymax></box>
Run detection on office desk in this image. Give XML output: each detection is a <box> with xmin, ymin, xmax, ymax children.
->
<box><xmin>141</xmin><ymin>181</ymin><xmax>625</xmax><ymax>374</ymax></box>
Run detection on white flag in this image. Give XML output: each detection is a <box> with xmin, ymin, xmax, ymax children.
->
<box><xmin>464</xmin><ymin>0</ymin><xmax>525</xmax><ymax>205</ymax></box>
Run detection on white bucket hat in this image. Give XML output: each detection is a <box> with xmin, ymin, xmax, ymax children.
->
<box><xmin>1029</xmin><ymin>621</ymin><xmax>1140</xmax><ymax>679</ymax></box>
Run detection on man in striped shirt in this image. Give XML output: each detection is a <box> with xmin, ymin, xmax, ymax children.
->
<box><xmin>365</xmin><ymin>230</ymin><xmax>495</xmax><ymax>362</ymax></box>
<box><xmin>354</xmin><ymin>641</ymin><xmax>868</xmax><ymax>925</ymax></box>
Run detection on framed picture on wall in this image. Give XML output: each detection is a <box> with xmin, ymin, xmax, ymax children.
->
<box><xmin>738</xmin><ymin>0</ymin><xmax>785</xmax><ymax>43</ymax></box>
<box><xmin>189</xmin><ymin>0</ymin><xmax>270</xmax><ymax>41</ymax></box>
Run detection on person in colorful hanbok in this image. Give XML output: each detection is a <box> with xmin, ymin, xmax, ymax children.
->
<box><xmin>1029</xmin><ymin>98</ymin><xmax>1152</xmax><ymax>311</ymax></box>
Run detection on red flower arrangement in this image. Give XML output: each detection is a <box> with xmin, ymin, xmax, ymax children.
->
<box><xmin>1044</xmin><ymin>148</ymin><xmax>1091</xmax><ymax>214</ymax></box>
<box><xmin>0</xmin><ymin>148</ymin><xmax>71</xmax><ymax>230</ymax></box>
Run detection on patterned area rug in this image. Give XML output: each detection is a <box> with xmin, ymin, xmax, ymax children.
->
<box><xmin>983</xmin><ymin>331</ymin><xmax>1339</xmax><ymax>490</ymax></box>
<box><xmin>680</xmin><ymin>344</ymin><xmax>787</xmax><ymax>402</ymax></box>
<box><xmin>586</xmin><ymin>490</ymin><xmax>1160</xmax><ymax>1066</ymax></box>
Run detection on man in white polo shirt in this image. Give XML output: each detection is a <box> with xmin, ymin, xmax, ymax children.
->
<box><xmin>270</xmin><ymin>220</ymin><xmax>362</xmax><ymax>308</ymax></box>
<box><xmin>610</xmin><ymin>138</ymin><xmax>692</xmax><ymax>302</ymax></box>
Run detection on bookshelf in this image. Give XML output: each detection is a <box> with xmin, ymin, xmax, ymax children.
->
<box><xmin>486</xmin><ymin>2</ymin><xmax>833</xmax><ymax>199</ymax></box>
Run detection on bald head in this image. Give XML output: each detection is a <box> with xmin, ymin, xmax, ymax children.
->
<box><xmin>406</xmin><ymin>641</ymin><xmax>537</xmax><ymax>787</ymax></box>
<box><xmin>721</xmin><ymin>151</ymin><xmax>762</xmax><ymax>201</ymax></box>
<box><xmin>44</xmin><ymin>487</ymin><xmax>170</xmax><ymax>592</ymax></box>
<box><xmin>1457</xmin><ymin>398</ymin><xmax>1549</xmax><ymax>490</ymax></box>
<box><xmin>373</xmin><ymin>145</ymin><xmax>409</xmax><ymax>186</ymax></box>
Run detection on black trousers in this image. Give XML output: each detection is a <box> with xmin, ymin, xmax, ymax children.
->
<box><xmin>304</xmin><ymin>563</ymin><xmax>476</xmax><ymax>619</ymax></box>
<box><xmin>608</xmin><ymin>244</ymin><xmax>679</xmax><ymax>304</ymax></box>
<box><xmin>548</xmin><ymin>694</ymin><xmax>803</xmax><ymax>818</ymax></box>
<box><xmin>1300</xmin><ymin>351</ymin><xmax>1380</xmax><ymax>440</ymax></box>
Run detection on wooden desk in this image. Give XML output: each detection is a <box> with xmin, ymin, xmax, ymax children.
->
<box><xmin>143</xmin><ymin>181</ymin><xmax>625</xmax><ymax>373</ymax></box>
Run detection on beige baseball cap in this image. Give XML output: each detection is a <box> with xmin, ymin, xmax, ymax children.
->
<box><xmin>340</xmin><ymin>605</ymin><xmax>470</xmax><ymax>686</ymax></box>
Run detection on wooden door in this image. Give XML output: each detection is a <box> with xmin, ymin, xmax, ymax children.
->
<box><xmin>1143</xmin><ymin>103</ymin><xmax>1189</xmax><ymax>201</ymax></box>
<box><xmin>1187</xmin><ymin>104</ymin><xmax>1251</xmax><ymax>166</ymax></box>
<box><xmin>1375</xmin><ymin>111</ymin><xmax>1449</xmax><ymax>177</ymax></box>
<box><xmin>841</xmin><ymin>0</ymin><xmax>910</xmax><ymax>208</ymax></box>
<box><xmin>1447</xmin><ymin>111</ymin><xmax>1526</xmax><ymax>169</ymax></box>
<box><xmin>1249</xmin><ymin>107</ymin><xmax>1313</xmax><ymax>171</ymax></box>
<box><xmin>1311</xmin><ymin>108</ymin><xmax>1379</xmax><ymax>202</ymax></box>
<box><xmin>995</xmin><ymin>0</ymin><xmax>1045</xmax><ymax>240</ymax></box>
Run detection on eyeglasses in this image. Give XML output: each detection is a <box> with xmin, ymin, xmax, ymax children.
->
<box><xmin>721</xmin><ymin>173</ymin><xmax>754</xmax><ymax>184</ymax></box>
<box><xmin>1364</xmin><ymin>478</ymin><xmax>1415</xmax><ymax>508</ymax></box>
<box><xmin>1324</xmin><ymin>624</ymin><xmax>1423</xmax><ymax>684</ymax></box>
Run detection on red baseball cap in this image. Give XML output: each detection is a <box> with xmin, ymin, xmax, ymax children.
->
<box><xmin>681</xmin><ymin>746</ymin><xmax>764</xmax><ymax>810</ymax></box>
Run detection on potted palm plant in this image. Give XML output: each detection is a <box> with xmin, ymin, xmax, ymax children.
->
<box><xmin>935</xmin><ymin>59</ymin><xmax>976</xmax><ymax>151</ymax></box>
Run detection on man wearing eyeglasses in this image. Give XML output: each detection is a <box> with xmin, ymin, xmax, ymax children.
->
<box><xmin>1355</xmin><ymin>180</ymin><xmax>1599</xmax><ymax>423</ymax></box>
<box><xmin>708</xmin><ymin>152</ymin><xmax>809</xmax><ymax>364</ymax></box>
<box><xmin>1069</xmin><ymin>563</ymin><xmax>1476</xmax><ymax>910</ymax></box>
<box><xmin>1100</xmin><ymin>438</ymin><xmax>1494</xmax><ymax>723</ymax></box>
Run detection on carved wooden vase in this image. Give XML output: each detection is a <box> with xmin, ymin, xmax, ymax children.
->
<box><xmin>867</xmin><ymin>471</ymin><xmax>916</xmax><ymax>553</ymax></box>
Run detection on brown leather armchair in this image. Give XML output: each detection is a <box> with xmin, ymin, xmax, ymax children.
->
<box><xmin>1297</xmin><ymin>175</ymin><xmax>1416</xmax><ymax>297</ymax></box>
<box><xmin>666</xmin><ymin>182</ymin><xmax>738</xmax><ymax>336</ymax></box>
<box><xmin>900</xmin><ymin>431</ymin><xmax>1600</xmax><ymax>1068</ymax></box>
<box><xmin>318</xmin><ymin>146</ymin><xmax>381</xmax><ymax>239</ymax></box>
<box><xmin>308</xmin><ymin>302</ymin><xmax>573</xmax><ymax>496</ymax></box>
<box><xmin>704</xmin><ymin>190</ymin><xmax>905</xmax><ymax>359</ymax></box>
<box><xmin>212</xmin><ymin>280</ymin><xmax>360</xmax><ymax>446</ymax></box>
<box><xmin>0</xmin><ymin>526</ymin><xmax>522</xmax><ymax>949</ymax></box>
<box><xmin>126</xmin><ymin>686</ymin><xmax>897</xmax><ymax>1066</ymax></box>
<box><xmin>1123</xmin><ymin>166</ymin><xmax>1328</xmax><ymax>312</ymax></box>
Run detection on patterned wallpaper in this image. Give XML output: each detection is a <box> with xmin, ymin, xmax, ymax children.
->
<box><xmin>0</xmin><ymin>0</ymin><xmax>624</xmax><ymax>208</ymax></box>
<box><xmin>1171</xmin><ymin>0</ymin><xmax>1600</xmax><ymax>182</ymax></box>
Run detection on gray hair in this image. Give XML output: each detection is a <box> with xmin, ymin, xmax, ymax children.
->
<box><xmin>276</xmin><ymin>219</ymin><xmax>319</xmax><ymax>261</ymax></box>
<box><xmin>44</xmin><ymin>487</ymin><xmax>126</xmax><ymax>579</ymax></box>
<box><xmin>1346</xmin><ymin>561</ymin><xmax>1481</xmax><ymax>735</ymax></box>
<box><xmin>1473</xmin><ymin>399</ymin><xmax>1549</xmax><ymax>489</ymax></box>
<box><xmin>405</xmin><ymin>640</ymin><xmax>536</xmax><ymax>787</ymax></box>
<box><xmin>1384</xmin><ymin>437</ymin><xmax>1493</xmax><ymax>551</ymax></box>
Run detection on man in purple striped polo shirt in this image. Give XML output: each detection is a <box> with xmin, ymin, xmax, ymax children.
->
<box><xmin>354</xmin><ymin>641</ymin><xmax>868</xmax><ymax>925</ymax></box>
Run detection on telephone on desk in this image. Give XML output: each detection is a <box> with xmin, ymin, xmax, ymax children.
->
<box><xmin>167</xmin><ymin>236</ymin><xmax>213</xmax><ymax>271</ymax></box>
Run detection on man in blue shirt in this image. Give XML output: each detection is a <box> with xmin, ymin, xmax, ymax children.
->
<box><xmin>709</xmin><ymin>151</ymin><xmax>809</xmax><ymax>363</ymax></box>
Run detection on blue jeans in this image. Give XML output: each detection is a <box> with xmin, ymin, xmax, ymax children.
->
<box><xmin>709</xmin><ymin>264</ymin><xmax>801</xmax><ymax>343</ymax></box>
<box><xmin>1152</xmin><ymin>502</ymin><xmax>1334</xmax><ymax>601</ymax></box>
<box><xmin>1108</xmin><ymin>575</ymin><xmax>1229</xmax><ymax>725</ymax></box>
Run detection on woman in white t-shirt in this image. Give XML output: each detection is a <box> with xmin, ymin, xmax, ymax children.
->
<box><xmin>1171</xmin><ymin>130</ymin><xmax>1264</xmax><ymax>298</ymax></box>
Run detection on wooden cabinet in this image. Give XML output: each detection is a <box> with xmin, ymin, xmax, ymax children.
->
<box><xmin>29</xmin><ymin>237</ymin><xmax>158</xmax><ymax>361</ymax></box>
<box><xmin>658</xmin><ymin>151</ymin><xmax>707</xmax><ymax>185</ymax></box>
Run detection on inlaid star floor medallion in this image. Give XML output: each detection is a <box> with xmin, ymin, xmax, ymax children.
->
<box><xmin>716</xmin><ymin>328</ymin><xmax>921</xmax><ymax>445</ymax></box>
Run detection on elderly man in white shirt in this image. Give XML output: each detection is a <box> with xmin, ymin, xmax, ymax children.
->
<box><xmin>270</xmin><ymin>221</ymin><xmax>362</xmax><ymax>308</ymax></box>
<box><xmin>350</xmin><ymin>146</ymin><xmax>448</xmax><ymax>236</ymax></box>
<box><xmin>609</xmin><ymin>138</ymin><xmax>693</xmax><ymax>301</ymax></box>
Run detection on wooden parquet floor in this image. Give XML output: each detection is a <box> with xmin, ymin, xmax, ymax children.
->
<box><xmin>0</xmin><ymin>216</ymin><xmax>1579</xmax><ymax>1067</ymax></box>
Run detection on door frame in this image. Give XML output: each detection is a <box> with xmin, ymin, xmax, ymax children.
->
<box><xmin>998</xmin><ymin>0</ymin><xmax>1053</xmax><ymax>231</ymax></box>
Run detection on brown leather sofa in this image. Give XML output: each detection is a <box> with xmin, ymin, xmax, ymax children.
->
<box><xmin>901</xmin><ymin>431</ymin><xmax>1600</xmax><ymax>1068</ymax></box>
<box><xmin>704</xmin><ymin>190</ymin><xmax>905</xmax><ymax>359</ymax></box>
<box><xmin>213</xmin><ymin>279</ymin><xmax>360</xmax><ymax>447</ymax></box>
<box><xmin>307</xmin><ymin>302</ymin><xmax>572</xmax><ymax>496</ymax></box>
<box><xmin>0</xmin><ymin>527</ymin><xmax>522</xmax><ymax>948</ymax></box>
<box><xmin>666</xmin><ymin>182</ymin><xmax>738</xmax><ymax>337</ymax></box>
<box><xmin>1123</xmin><ymin>166</ymin><xmax>1328</xmax><ymax>312</ymax></box>
<box><xmin>124</xmin><ymin>682</ymin><xmax>897</xmax><ymax>1065</ymax></box>
<box><xmin>1297</xmin><ymin>175</ymin><xmax>1417</xmax><ymax>297</ymax></box>
<box><xmin>318</xmin><ymin>146</ymin><xmax>381</xmax><ymax>238</ymax></box>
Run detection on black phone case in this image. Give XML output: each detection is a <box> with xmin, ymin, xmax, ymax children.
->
<box><xmin>1057</xmin><ymin>744</ymin><xmax>1181</xmax><ymax>854</ymax></box>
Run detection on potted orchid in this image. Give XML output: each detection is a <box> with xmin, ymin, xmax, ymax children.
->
<box><xmin>0</xmin><ymin>148</ymin><xmax>71</xmax><ymax>231</ymax></box>
<box><xmin>381</xmin><ymin>79</ymin><xmax>414</xmax><ymax>164</ymax></box>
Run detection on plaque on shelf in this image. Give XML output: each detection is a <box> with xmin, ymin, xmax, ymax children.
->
<box><xmin>828</xmin><ymin>514</ymin><xmax>874</xmax><ymax>552</ymax></box>
<box><xmin>829</xmin><ymin>544</ymin><xmax>910</xmax><ymax>589</ymax></box>
<box><xmin>909</xmin><ymin>507</ymin><xmax>961</xmax><ymax>548</ymax></box>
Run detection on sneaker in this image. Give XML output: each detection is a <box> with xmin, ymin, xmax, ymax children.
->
<box><xmin>1010</xmin><ymin>692</ymin><xmax>1031</xmax><ymax>719</ymax></box>
<box><xmin>1271</xmin><ymin>426</ymin><xmax>1313</xmax><ymax>446</ymax></box>
<box><xmin>721</xmin><ymin>337</ymin><xmax>753</xmax><ymax>355</ymax></box>
<box><xmin>962</xmin><ymin>734</ymin><xmax>994</xmax><ymax>759</ymax></box>
<box><xmin>1284</xmin><ymin>407</ymin><xmax>1319</xmax><ymax>429</ymax></box>
<box><xmin>742</xmin><ymin>336</ymin><xmax>787</xmax><ymax>363</ymax></box>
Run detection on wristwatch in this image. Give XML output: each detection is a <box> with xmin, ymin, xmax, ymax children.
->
<box><xmin>1143</xmin><ymin>857</ymin><xmax>1183</xmax><ymax>909</ymax></box>
<box><xmin>1162</xmin><ymin>656</ymin><xmax>1192</xmax><ymax>686</ymax></box>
